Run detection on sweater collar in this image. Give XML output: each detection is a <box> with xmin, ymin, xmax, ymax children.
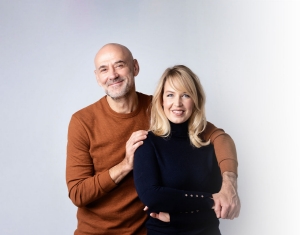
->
<box><xmin>170</xmin><ymin>120</ymin><xmax>189</xmax><ymax>137</ymax></box>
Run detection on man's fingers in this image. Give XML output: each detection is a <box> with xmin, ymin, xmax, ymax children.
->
<box><xmin>126</xmin><ymin>131</ymin><xmax>148</xmax><ymax>153</ymax></box>
<box><xmin>215</xmin><ymin>199</ymin><xmax>241</xmax><ymax>219</ymax></box>
<box><xmin>213</xmin><ymin>200</ymin><xmax>221</xmax><ymax>218</ymax></box>
<box><xmin>131</xmin><ymin>130</ymin><xmax>148</xmax><ymax>141</ymax></box>
<box><xmin>229</xmin><ymin>208</ymin><xmax>238</xmax><ymax>220</ymax></box>
<box><xmin>227</xmin><ymin>196</ymin><xmax>241</xmax><ymax>219</ymax></box>
<box><xmin>127</xmin><ymin>131</ymin><xmax>148</xmax><ymax>147</ymax></box>
<box><xmin>133</xmin><ymin>140</ymin><xmax>144</xmax><ymax>149</ymax></box>
<box><xmin>231</xmin><ymin>200</ymin><xmax>241</xmax><ymax>219</ymax></box>
<box><xmin>220</xmin><ymin>204</ymin><xmax>230</xmax><ymax>219</ymax></box>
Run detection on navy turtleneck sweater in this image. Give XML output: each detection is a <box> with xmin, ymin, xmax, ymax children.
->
<box><xmin>134</xmin><ymin>121</ymin><xmax>222</xmax><ymax>235</ymax></box>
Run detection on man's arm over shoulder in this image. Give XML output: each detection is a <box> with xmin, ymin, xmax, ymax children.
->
<box><xmin>200</xmin><ymin>121</ymin><xmax>238</xmax><ymax>175</ymax></box>
<box><xmin>201</xmin><ymin>121</ymin><xmax>240</xmax><ymax>219</ymax></box>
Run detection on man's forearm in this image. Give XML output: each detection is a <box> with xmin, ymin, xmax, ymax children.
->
<box><xmin>212</xmin><ymin>171</ymin><xmax>240</xmax><ymax>219</ymax></box>
<box><xmin>109</xmin><ymin>159</ymin><xmax>132</xmax><ymax>184</ymax></box>
<box><xmin>109</xmin><ymin>130</ymin><xmax>148</xmax><ymax>184</ymax></box>
<box><xmin>222</xmin><ymin>171</ymin><xmax>237</xmax><ymax>188</ymax></box>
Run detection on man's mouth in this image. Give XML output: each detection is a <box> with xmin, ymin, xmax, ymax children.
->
<box><xmin>108</xmin><ymin>79</ymin><xmax>124</xmax><ymax>87</ymax></box>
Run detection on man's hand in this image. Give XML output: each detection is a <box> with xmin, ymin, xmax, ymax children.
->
<box><xmin>212</xmin><ymin>171</ymin><xmax>241</xmax><ymax>220</ymax></box>
<box><xmin>109</xmin><ymin>130</ymin><xmax>148</xmax><ymax>184</ymax></box>
<box><xmin>124</xmin><ymin>130</ymin><xmax>148</xmax><ymax>170</ymax></box>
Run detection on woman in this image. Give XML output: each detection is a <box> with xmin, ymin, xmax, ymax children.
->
<box><xmin>134</xmin><ymin>65</ymin><xmax>223</xmax><ymax>235</ymax></box>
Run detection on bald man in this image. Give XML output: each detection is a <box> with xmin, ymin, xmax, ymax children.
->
<box><xmin>66</xmin><ymin>43</ymin><xmax>240</xmax><ymax>235</ymax></box>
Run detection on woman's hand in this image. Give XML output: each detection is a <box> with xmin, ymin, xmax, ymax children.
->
<box><xmin>150</xmin><ymin>212</ymin><xmax>170</xmax><ymax>222</ymax></box>
<box><xmin>144</xmin><ymin>206</ymin><xmax>170</xmax><ymax>222</ymax></box>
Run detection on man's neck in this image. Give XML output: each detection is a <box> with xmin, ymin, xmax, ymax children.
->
<box><xmin>106</xmin><ymin>92</ymin><xmax>139</xmax><ymax>114</ymax></box>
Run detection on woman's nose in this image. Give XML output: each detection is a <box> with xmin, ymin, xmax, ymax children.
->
<box><xmin>174</xmin><ymin>97</ymin><xmax>183</xmax><ymax>106</ymax></box>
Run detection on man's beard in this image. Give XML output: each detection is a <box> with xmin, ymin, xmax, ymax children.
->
<box><xmin>105</xmin><ymin>78</ymin><xmax>130</xmax><ymax>100</ymax></box>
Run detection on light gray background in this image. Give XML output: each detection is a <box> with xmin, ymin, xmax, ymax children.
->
<box><xmin>1</xmin><ymin>0</ymin><xmax>299</xmax><ymax>234</ymax></box>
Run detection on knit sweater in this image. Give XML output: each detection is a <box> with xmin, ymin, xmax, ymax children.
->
<box><xmin>66</xmin><ymin>92</ymin><xmax>237</xmax><ymax>235</ymax></box>
<box><xmin>133</xmin><ymin>121</ymin><xmax>222</xmax><ymax>235</ymax></box>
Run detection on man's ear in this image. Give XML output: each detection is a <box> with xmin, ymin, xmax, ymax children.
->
<box><xmin>133</xmin><ymin>59</ymin><xmax>140</xmax><ymax>76</ymax></box>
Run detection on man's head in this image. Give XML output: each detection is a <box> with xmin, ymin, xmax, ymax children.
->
<box><xmin>94</xmin><ymin>43</ymin><xmax>139</xmax><ymax>100</ymax></box>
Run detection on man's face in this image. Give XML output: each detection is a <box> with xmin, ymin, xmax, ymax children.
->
<box><xmin>94</xmin><ymin>45</ymin><xmax>139</xmax><ymax>100</ymax></box>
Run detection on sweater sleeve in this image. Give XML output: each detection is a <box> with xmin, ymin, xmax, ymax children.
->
<box><xmin>168</xmin><ymin>210</ymin><xmax>218</xmax><ymax>229</ymax></box>
<box><xmin>66</xmin><ymin>115</ymin><xmax>117</xmax><ymax>207</ymax></box>
<box><xmin>200</xmin><ymin>121</ymin><xmax>238</xmax><ymax>175</ymax></box>
<box><xmin>133</xmin><ymin>140</ymin><xmax>214</xmax><ymax>214</ymax></box>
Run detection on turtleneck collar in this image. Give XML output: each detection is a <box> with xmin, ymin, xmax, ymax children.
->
<box><xmin>170</xmin><ymin>120</ymin><xmax>189</xmax><ymax>138</ymax></box>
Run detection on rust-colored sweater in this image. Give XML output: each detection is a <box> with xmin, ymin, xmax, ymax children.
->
<box><xmin>66</xmin><ymin>92</ymin><xmax>237</xmax><ymax>235</ymax></box>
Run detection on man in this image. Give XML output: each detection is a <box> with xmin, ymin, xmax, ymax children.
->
<box><xmin>66</xmin><ymin>43</ymin><xmax>240</xmax><ymax>235</ymax></box>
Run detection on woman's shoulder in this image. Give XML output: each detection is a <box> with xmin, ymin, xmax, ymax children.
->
<box><xmin>136</xmin><ymin>131</ymin><xmax>162</xmax><ymax>152</ymax></box>
<box><xmin>146</xmin><ymin>131</ymin><xmax>166</xmax><ymax>142</ymax></box>
<box><xmin>143</xmin><ymin>131</ymin><xmax>156</xmax><ymax>144</ymax></box>
<box><xmin>147</xmin><ymin>131</ymin><xmax>156</xmax><ymax>138</ymax></box>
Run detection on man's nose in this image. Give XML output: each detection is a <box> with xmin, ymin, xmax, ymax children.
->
<box><xmin>108</xmin><ymin>67</ymin><xmax>119</xmax><ymax>79</ymax></box>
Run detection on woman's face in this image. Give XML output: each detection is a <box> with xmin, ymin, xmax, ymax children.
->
<box><xmin>162</xmin><ymin>79</ymin><xmax>194</xmax><ymax>124</ymax></box>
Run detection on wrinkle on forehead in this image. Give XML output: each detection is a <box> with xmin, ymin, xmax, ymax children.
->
<box><xmin>94</xmin><ymin>43</ymin><xmax>133</xmax><ymax>68</ymax></box>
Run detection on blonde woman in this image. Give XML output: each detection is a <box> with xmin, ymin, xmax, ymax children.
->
<box><xmin>134</xmin><ymin>65</ymin><xmax>225</xmax><ymax>235</ymax></box>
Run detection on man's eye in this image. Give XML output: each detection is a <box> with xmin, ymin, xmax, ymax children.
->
<box><xmin>100</xmin><ymin>69</ymin><xmax>107</xmax><ymax>73</ymax></box>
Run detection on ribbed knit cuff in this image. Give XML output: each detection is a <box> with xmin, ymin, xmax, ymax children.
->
<box><xmin>98</xmin><ymin>170</ymin><xmax>118</xmax><ymax>193</ymax></box>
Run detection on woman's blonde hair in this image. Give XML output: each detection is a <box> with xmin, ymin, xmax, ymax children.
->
<box><xmin>150</xmin><ymin>65</ymin><xmax>210</xmax><ymax>148</ymax></box>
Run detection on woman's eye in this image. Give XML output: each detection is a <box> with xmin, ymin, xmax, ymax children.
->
<box><xmin>183</xmin><ymin>94</ymin><xmax>190</xmax><ymax>98</ymax></box>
